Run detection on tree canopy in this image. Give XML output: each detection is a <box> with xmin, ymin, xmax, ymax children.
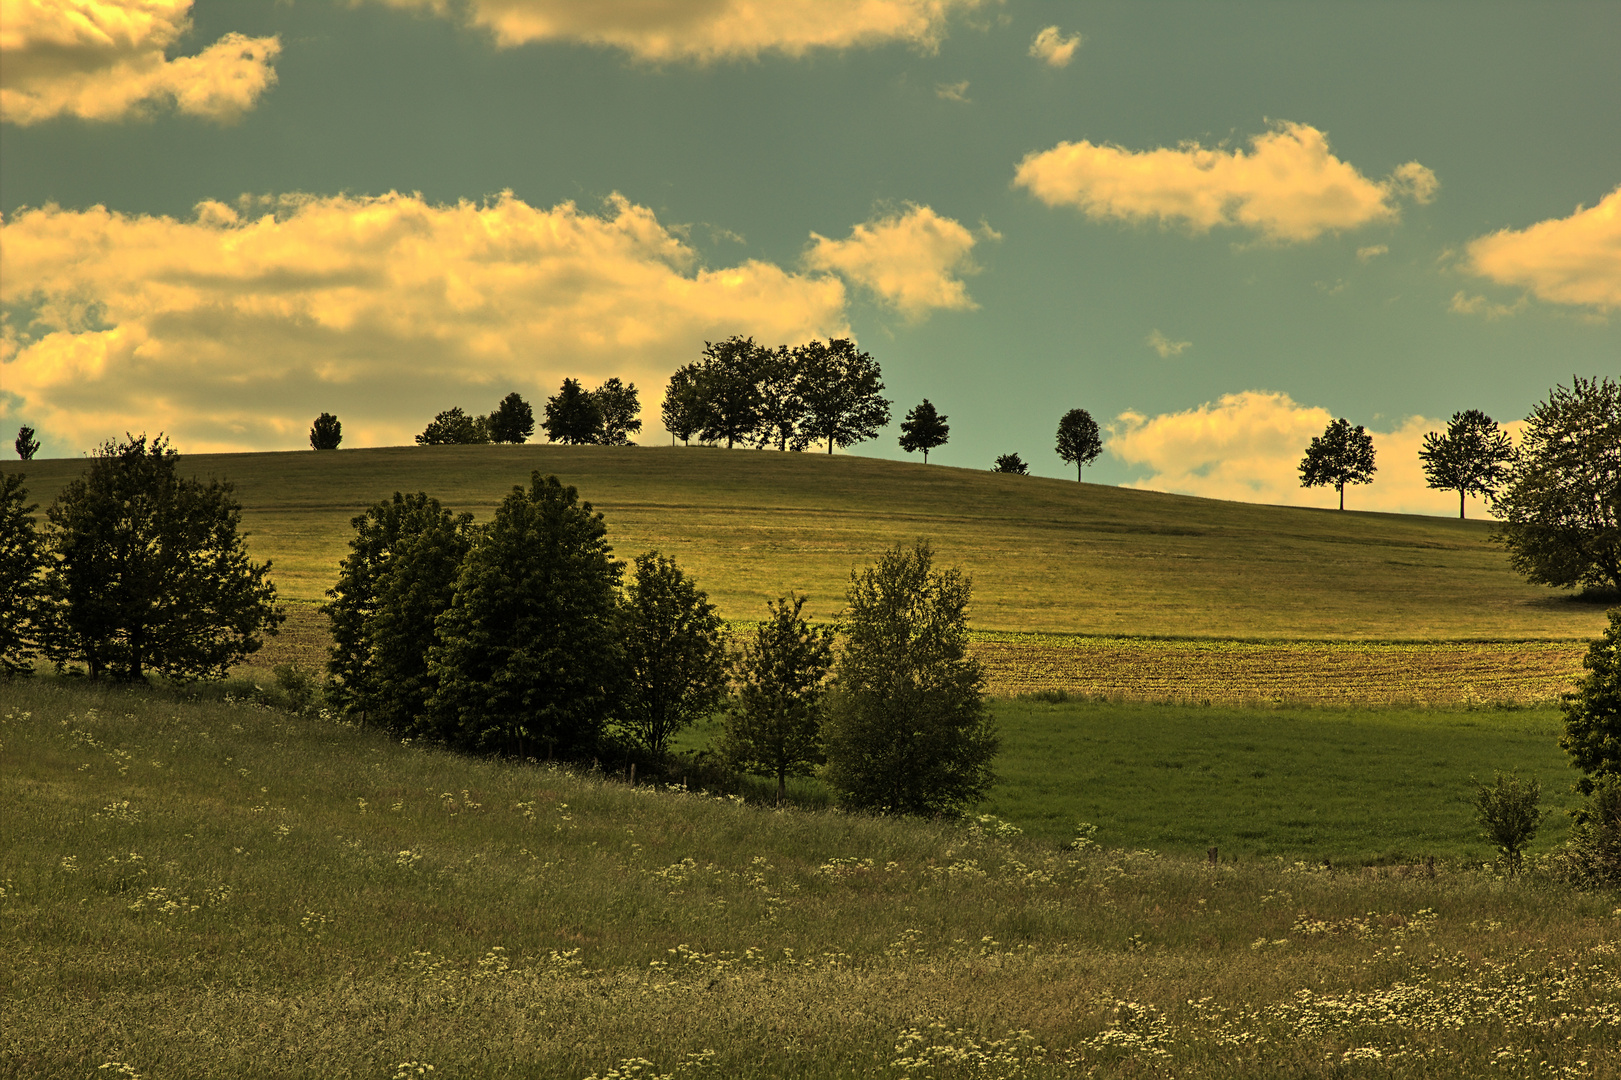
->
<box><xmin>14</xmin><ymin>426</ymin><xmax>40</xmax><ymax>461</ymax></box>
<box><xmin>898</xmin><ymin>400</ymin><xmax>949</xmax><ymax>463</ymax></box>
<box><xmin>593</xmin><ymin>378</ymin><xmax>642</xmax><ymax>446</ymax></box>
<box><xmin>488</xmin><ymin>392</ymin><xmax>535</xmax><ymax>444</ymax></box>
<box><xmin>542</xmin><ymin>379</ymin><xmax>604</xmax><ymax>445</ymax></box>
<box><xmin>722</xmin><ymin>594</ymin><xmax>834</xmax><ymax>804</ymax></box>
<box><xmin>695</xmin><ymin>336</ymin><xmax>769</xmax><ymax>449</ymax></box>
<box><xmin>616</xmin><ymin>551</ymin><xmax>727</xmax><ymax>755</ymax></box>
<box><xmin>1056</xmin><ymin>408</ymin><xmax>1102</xmax><ymax>480</ymax></box>
<box><xmin>1299</xmin><ymin>418</ymin><xmax>1377</xmax><ymax>510</ymax></box>
<box><xmin>1561</xmin><ymin>608</ymin><xmax>1621</xmax><ymax>795</ymax></box>
<box><xmin>0</xmin><ymin>473</ymin><xmax>44</xmax><ymax>676</ymax></box>
<box><xmin>661</xmin><ymin>364</ymin><xmax>704</xmax><ymax>446</ymax></box>
<box><xmin>310</xmin><ymin>412</ymin><xmax>342</xmax><ymax>450</ymax></box>
<box><xmin>1419</xmin><ymin>409</ymin><xmax>1513</xmax><ymax>519</ymax></box>
<box><xmin>796</xmin><ymin>338</ymin><xmax>891</xmax><ymax>454</ymax></box>
<box><xmin>416</xmin><ymin>407</ymin><xmax>488</xmax><ymax>446</ymax></box>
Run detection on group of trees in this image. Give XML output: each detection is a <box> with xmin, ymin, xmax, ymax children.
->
<box><xmin>416</xmin><ymin>392</ymin><xmax>538</xmax><ymax>446</ymax></box>
<box><xmin>989</xmin><ymin>408</ymin><xmax>1104</xmax><ymax>478</ymax></box>
<box><xmin>541</xmin><ymin>378</ymin><xmax>642</xmax><ymax>445</ymax></box>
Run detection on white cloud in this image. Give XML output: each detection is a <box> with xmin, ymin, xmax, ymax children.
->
<box><xmin>369</xmin><ymin>0</ymin><xmax>990</xmax><ymax>61</ymax></box>
<box><xmin>1448</xmin><ymin>291</ymin><xmax>1528</xmax><ymax>320</ymax></box>
<box><xmin>1464</xmin><ymin>186</ymin><xmax>1621</xmax><ymax>311</ymax></box>
<box><xmin>1107</xmin><ymin>390</ymin><xmax>1508</xmax><ymax>516</ymax></box>
<box><xmin>1028</xmin><ymin>25</ymin><xmax>1081</xmax><ymax>68</ymax></box>
<box><xmin>935</xmin><ymin>80</ymin><xmax>970</xmax><ymax>103</ymax></box>
<box><xmin>803</xmin><ymin>204</ymin><xmax>985</xmax><ymax>319</ymax></box>
<box><xmin>0</xmin><ymin>0</ymin><xmax>280</xmax><ymax>125</ymax></box>
<box><xmin>1356</xmin><ymin>244</ymin><xmax>1388</xmax><ymax>262</ymax></box>
<box><xmin>0</xmin><ymin>192</ymin><xmax>848</xmax><ymax>453</ymax></box>
<box><xmin>1013</xmin><ymin>122</ymin><xmax>1438</xmax><ymax>243</ymax></box>
<box><xmin>1146</xmin><ymin>330</ymin><xmax>1190</xmax><ymax>358</ymax></box>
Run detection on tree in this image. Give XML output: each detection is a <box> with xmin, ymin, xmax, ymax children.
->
<box><xmin>992</xmin><ymin>453</ymin><xmax>1027</xmax><ymax>475</ymax></box>
<box><xmin>753</xmin><ymin>345</ymin><xmax>808</xmax><ymax>451</ymax></box>
<box><xmin>795</xmin><ymin>338</ymin><xmax>891</xmax><ymax>455</ymax></box>
<box><xmin>593</xmin><ymin>378</ymin><xmax>643</xmax><ymax>446</ymax></box>
<box><xmin>721</xmin><ymin>594</ymin><xmax>834</xmax><ymax>804</ymax></box>
<box><xmin>39</xmin><ymin>434</ymin><xmax>282</xmax><ymax>681</ymax></box>
<box><xmin>1472</xmin><ymin>771</ymin><xmax>1548</xmax><ymax>874</ymax></box>
<box><xmin>1299</xmin><ymin>417</ymin><xmax>1377</xmax><ymax>510</ymax></box>
<box><xmin>695</xmin><ymin>336</ymin><xmax>768</xmax><ymax>449</ymax></box>
<box><xmin>662</xmin><ymin>364</ymin><xmax>704</xmax><ymax>446</ymax></box>
<box><xmin>898</xmin><ymin>400</ymin><xmax>949</xmax><ymax>463</ymax></box>
<box><xmin>324</xmin><ymin>492</ymin><xmax>473</xmax><ymax>734</ymax></box>
<box><xmin>310</xmin><ymin>413</ymin><xmax>343</xmax><ymax>450</ymax></box>
<box><xmin>426</xmin><ymin>473</ymin><xmax>622</xmax><ymax>758</ymax></box>
<box><xmin>1560</xmin><ymin>608</ymin><xmax>1621</xmax><ymax>795</ymax></box>
<box><xmin>542</xmin><ymin>378</ymin><xmax>604</xmax><ymax>445</ymax></box>
<box><xmin>1419</xmin><ymin>410</ymin><xmax>1513</xmax><ymax>519</ymax></box>
<box><xmin>1491</xmin><ymin>377</ymin><xmax>1620</xmax><ymax>594</ymax></box>
<box><xmin>0</xmin><ymin>473</ymin><xmax>45</xmax><ymax>676</ymax></box>
<box><xmin>14</xmin><ymin>426</ymin><xmax>40</xmax><ymax>461</ymax></box>
<box><xmin>616</xmin><ymin>551</ymin><xmax>727</xmax><ymax>755</ymax></box>
<box><xmin>416</xmin><ymin>407</ymin><xmax>488</xmax><ymax>445</ymax></box>
<box><xmin>822</xmin><ymin>541</ymin><xmax>997</xmax><ymax>815</ymax></box>
<box><xmin>1055</xmin><ymin>408</ymin><xmax>1102</xmax><ymax>480</ymax></box>
<box><xmin>488</xmin><ymin>392</ymin><xmax>535</xmax><ymax>444</ymax></box>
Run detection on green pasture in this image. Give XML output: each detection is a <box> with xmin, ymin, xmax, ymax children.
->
<box><xmin>4</xmin><ymin>444</ymin><xmax>1606</xmax><ymax>640</ymax></box>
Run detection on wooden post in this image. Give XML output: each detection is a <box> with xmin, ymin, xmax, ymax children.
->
<box><xmin>629</xmin><ymin>763</ymin><xmax>636</xmax><ymax>787</ymax></box>
<box><xmin>1207</xmin><ymin>846</ymin><xmax>1218</xmax><ymax>866</ymax></box>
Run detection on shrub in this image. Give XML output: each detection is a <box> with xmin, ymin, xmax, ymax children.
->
<box><xmin>1563</xmin><ymin>776</ymin><xmax>1621</xmax><ymax>888</ymax></box>
<box><xmin>1472</xmin><ymin>771</ymin><xmax>1548</xmax><ymax>873</ymax></box>
<box><xmin>1560</xmin><ymin>608</ymin><xmax>1621</xmax><ymax>794</ymax></box>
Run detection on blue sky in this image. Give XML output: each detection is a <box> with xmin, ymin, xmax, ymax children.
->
<box><xmin>2</xmin><ymin>0</ymin><xmax>1616</xmax><ymax>514</ymax></box>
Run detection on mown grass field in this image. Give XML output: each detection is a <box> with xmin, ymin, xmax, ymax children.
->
<box><xmin>3</xmin><ymin>680</ymin><xmax>1618</xmax><ymax>1080</ymax></box>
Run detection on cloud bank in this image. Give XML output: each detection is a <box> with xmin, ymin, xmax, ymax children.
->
<box><xmin>1014</xmin><ymin>122</ymin><xmax>1437</xmax><ymax>243</ymax></box>
<box><xmin>1</xmin><ymin>192</ymin><xmax>848</xmax><ymax>453</ymax></box>
<box><xmin>1464</xmin><ymin>186</ymin><xmax>1621</xmax><ymax>312</ymax></box>
<box><xmin>1028</xmin><ymin>26</ymin><xmax>1081</xmax><ymax>68</ymax></box>
<box><xmin>0</xmin><ymin>0</ymin><xmax>280</xmax><ymax>125</ymax></box>
<box><xmin>803</xmin><ymin>205</ymin><xmax>986</xmax><ymax>319</ymax></box>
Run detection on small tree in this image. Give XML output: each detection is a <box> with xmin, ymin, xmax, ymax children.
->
<box><xmin>594</xmin><ymin>378</ymin><xmax>643</xmax><ymax>446</ymax></box>
<box><xmin>542</xmin><ymin>378</ymin><xmax>604</xmax><ymax>445</ymax></box>
<box><xmin>310</xmin><ymin>412</ymin><xmax>342</xmax><ymax>450</ymax></box>
<box><xmin>1419</xmin><ymin>410</ymin><xmax>1513</xmax><ymax>519</ymax></box>
<box><xmin>992</xmin><ymin>453</ymin><xmax>1027</xmax><ymax>475</ymax></box>
<box><xmin>1055</xmin><ymin>408</ymin><xmax>1102</xmax><ymax>480</ymax></box>
<box><xmin>616</xmin><ymin>552</ymin><xmax>727</xmax><ymax>755</ymax></box>
<box><xmin>1560</xmin><ymin>608</ymin><xmax>1621</xmax><ymax>794</ymax></box>
<box><xmin>1565</xmin><ymin>775</ymin><xmax>1621</xmax><ymax>888</ymax></box>
<box><xmin>0</xmin><ymin>473</ymin><xmax>45</xmax><ymax>676</ymax></box>
<box><xmin>1472</xmin><ymin>771</ymin><xmax>1549</xmax><ymax>874</ymax></box>
<box><xmin>416</xmin><ymin>407</ymin><xmax>488</xmax><ymax>445</ymax></box>
<box><xmin>795</xmin><ymin>338</ymin><xmax>891</xmax><ymax>454</ymax></box>
<box><xmin>898</xmin><ymin>400</ymin><xmax>949</xmax><ymax>463</ymax></box>
<box><xmin>662</xmin><ymin>365</ymin><xmax>704</xmax><ymax>446</ymax></box>
<box><xmin>40</xmin><ymin>434</ymin><xmax>282</xmax><ymax>681</ymax></box>
<box><xmin>822</xmin><ymin>541</ymin><xmax>997</xmax><ymax>815</ymax></box>
<box><xmin>14</xmin><ymin>426</ymin><xmax>40</xmax><ymax>461</ymax></box>
<box><xmin>488</xmin><ymin>392</ymin><xmax>535</xmax><ymax>444</ymax></box>
<box><xmin>1299</xmin><ymin>417</ymin><xmax>1377</xmax><ymax>510</ymax></box>
<box><xmin>696</xmin><ymin>336</ymin><xmax>769</xmax><ymax>449</ymax></box>
<box><xmin>721</xmin><ymin>594</ymin><xmax>835</xmax><ymax>804</ymax></box>
<box><xmin>1491</xmin><ymin>376</ymin><xmax>1620</xmax><ymax>595</ymax></box>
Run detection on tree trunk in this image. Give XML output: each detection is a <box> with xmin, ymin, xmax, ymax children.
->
<box><xmin>777</xmin><ymin>768</ymin><xmax>786</xmax><ymax>806</ymax></box>
<box><xmin>826</xmin><ymin>437</ymin><xmax>834</xmax><ymax>455</ymax></box>
<box><xmin>1459</xmin><ymin>489</ymin><xmax>1466</xmax><ymax>520</ymax></box>
<box><xmin>1338</xmin><ymin>484</ymin><xmax>1345</xmax><ymax>510</ymax></box>
<box><xmin>1076</xmin><ymin>462</ymin><xmax>1082</xmax><ymax>481</ymax></box>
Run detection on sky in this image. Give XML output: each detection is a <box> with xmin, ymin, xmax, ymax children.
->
<box><xmin>2</xmin><ymin>0</ymin><xmax>1617</xmax><ymax>516</ymax></box>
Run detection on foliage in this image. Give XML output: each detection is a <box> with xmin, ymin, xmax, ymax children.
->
<box><xmin>324</xmin><ymin>492</ymin><xmax>473</xmax><ymax>734</ymax></box>
<box><xmin>992</xmin><ymin>453</ymin><xmax>1027</xmax><ymax>475</ymax></box>
<box><xmin>660</xmin><ymin>364</ymin><xmax>704</xmax><ymax>445</ymax></box>
<box><xmin>1471</xmin><ymin>771</ymin><xmax>1548</xmax><ymax>872</ymax></box>
<box><xmin>1491</xmin><ymin>376</ymin><xmax>1621</xmax><ymax>594</ymax></box>
<box><xmin>1055</xmin><ymin>408</ymin><xmax>1102</xmax><ymax>479</ymax></box>
<box><xmin>752</xmin><ymin>345</ymin><xmax>807</xmax><ymax>451</ymax></box>
<box><xmin>795</xmin><ymin>338</ymin><xmax>891</xmax><ymax>455</ymax></box>
<box><xmin>897</xmin><ymin>400</ymin><xmax>949</xmax><ymax>463</ymax></box>
<box><xmin>0</xmin><ymin>472</ymin><xmax>45</xmax><ymax>676</ymax></box>
<box><xmin>14</xmin><ymin>425</ymin><xmax>40</xmax><ymax>460</ymax></box>
<box><xmin>1560</xmin><ymin>607</ymin><xmax>1621</xmax><ymax>793</ymax></box>
<box><xmin>822</xmin><ymin>541</ymin><xmax>997</xmax><ymax>815</ymax></box>
<box><xmin>39</xmin><ymin>434</ymin><xmax>282</xmax><ymax>681</ymax></box>
<box><xmin>415</xmin><ymin>407</ymin><xmax>489</xmax><ymax>446</ymax></box>
<box><xmin>1299</xmin><ymin>417</ymin><xmax>1377</xmax><ymax>510</ymax></box>
<box><xmin>694</xmin><ymin>336</ymin><xmax>768</xmax><ymax>449</ymax></box>
<box><xmin>309</xmin><ymin>412</ymin><xmax>343</xmax><ymax>451</ymax></box>
<box><xmin>1419</xmin><ymin>409</ymin><xmax>1512</xmax><ymax>519</ymax></box>
<box><xmin>542</xmin><ymin>379</ymin><xmax>605</xmax><ymax>444</ymax></box>
<box><xmin>592</xmin><ymin>378</ymin><xmax>642</xmax><ymax>446</ymax></box>
<box><xmin>427</xmin><ymin>472</ymin><xmax>622</xmax><ymax>757</ymax></box>
<box><xmin>720</xmin><ymin>593</ymin><xmax>834</xmax><ymax>803</ymax></box>
<box><xmin>616</xmin><ymin>551</ymin><xmax>727</xmax><ymax>755</ymax></box>
<box><xmin>487</xmin><ymin>392</ymin><xmax>535</xmax><ymax>444</ymax></box>
<box><xmin>1562</xmin><ymin>774</ymin><xmax>1621</xmax><ymax>887</ymax></box>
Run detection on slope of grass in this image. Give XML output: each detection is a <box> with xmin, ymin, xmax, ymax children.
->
<box><xmin>5</xmin><ymin>445</ymin><xmax>1607</xmax><ymax>640</ymax></box>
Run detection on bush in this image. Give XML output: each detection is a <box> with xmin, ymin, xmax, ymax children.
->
<box><xmin>1563</xmin><ymin>776</ymin><xmax>1621</xmax><ymax>888</ymax></box>
<box><xmin>1560</xmin><ymin>608</ymin><xmax>1621</xmax><ymax>794</ymax></box>
<box><xmin>1472</xmin><ymin>771</ymin><xmax>1548</xmax><ymax>873</ymax></box>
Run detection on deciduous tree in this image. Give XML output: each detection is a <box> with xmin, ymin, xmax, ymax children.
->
<box><xmin>416</xmin><ymin>407</ymin><xmax>488</xmax><ymax>445</ymax></box>
<box><xmin>898</xmin><ymin>400</ymin><xmax>949</xmax><ymax>463</ymax></box>
<box><xmin>750</xmin><ymin>345</ymin><xmax>808</xmax><ymax>451</ymax></box>
<box><xmin>542</xmin><ymin>378</ymin><xmax>604</xmax><ymax>445</ymax></box>
<box><xmin>616</xmin><ymin>551</ymin><xmax>727</xmax><ymax>755</ymax></box>
<box><xmin>1055</xmin><ymin>408</ymin><xmax>1102</xmax><ymax>480</ymax></box>
<box><xmin>662</xmin><ymin>365</ymin><xmax>704</xmax><ymax>446</ymax></box>
<box><xmin>992</xmin><ymin>453</ymin><xmax>1027</xmax><ymax>475</ymax></box>
<box><xmin>1561</xmin><ymin>608</ymin><xmax>1621</xmax><ymax>794</ymax></box>
<box><xmin>310</xmin><ymin>412</ymin><xmax>342</xmax><ymax>450</ymax></box>
<box><xmin>593</xmin><ymin>378</ymin><xmax>643</xmax><ymax>446</ymax></box>
<box><xmin>0</xmin><ymin>473</ymin><xmax>45</xmax><ymax>676</ymax></box>
<box><xmin>488</xmin><ymin>392</ymin><xmax>535</xmax><ymax>444</ymax></box>
<box><xmin>1419</xmin><ymin>409</ymin><xmax>1513</xmax><ymax>519</ymax></box>
<box><xmin>795</xmin><ymin>338</ymin><xmax>891</xmax><ymax>454</ymax></box>
<box><xmin>721</xmin><ymin>594</ymin><xmax>834</xmax><ymax>804</ymax></box>
<box><xmin>1299</xmin><ymin>418</ymin><xmax>1377</xmax><ymax>510</ymax></box>
<box><xmin>695</xmin><ymin>336</ymin><xmax>768</xmax><ymax>449</ymax></box>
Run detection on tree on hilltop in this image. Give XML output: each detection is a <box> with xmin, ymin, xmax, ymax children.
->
<box><xmin>488</xmin><ymin>392</ymin><xmax>535</xmax><ymax>444</ymax></box>
<box><xmin>543</xmin><ymin>379</ymin><xmax>604</xmax><ymax>445</ymax></box>
<box><xmin>695</xmin><ymin>336</ymin><xmax>770</xmax><ymax>449</ymax></box>
<box><xmin>795</xmin><ymin>338</ymin><xmax>891</xmax><ymax>455</ymax></box>
<box><xmin>992</xmin><ymin>453</ymin><xmax>1027</xmax><ymax>475</ymax></box>
<box><xmin>753</xmin><ymin>345</ymin><xmax>809</xmax><ymax>452</ymax></box>
<box><xmin>898</xmin><ymin>400</ymin><xmax>949</xmax><ymax>463</ymax></box>
<box><xmin>1299</xmin><ymin>418</ymin><xmax>1376</xmax><ymax>510</ymax></box>
<box><xmin>14</xmin><ymin>426</ymin><xmax>40</xmax><ymax>461</ymax></box>
<box><xmin>417</xmin><ymin>407</ymin><xmax>489</xmax><ymax>445</ymax></box>
<box><xmin>310</xmin><ymin>412</ymin><xmax>342</xmax><ymax>450</ymax></box>
<box><xmin>1056</xmin><ymin>408</ymin><xmax>1103</xmax><ymax>480</ymax></box>
<box><xmin>593</xmin><ymin>378</ymin><xmax>642</xmax><ymax>446</ymax></box>
<box><xmin>1419</xmin><ymin>409</ymin><xmax>1513</xmax><ymax>519</ymax></box>
<box><xmin>662</xmin><ymin>364</ymin><xmax>704</xmax><ymax>446</ymax></box>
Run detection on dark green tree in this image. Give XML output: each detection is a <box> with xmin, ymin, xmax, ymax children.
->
<box><xmin>426</xmin><ymin>473</ymin><xmax>622</xmax><ymax>758</ymax></box>
<box><xmin>1560</xmin><ymin>608</ymin><xmax>1621</xmax><ymax>794</ymax></box>
<box><xmin>696</xmin><ymin>336</ymin><xmax>768</xmax><ymax>449</ymax></box>
<box><xmin>416</xmin><ymin>407</ymin><xmax>488</xmax><ymax>445</ymax></box>
<box><xmin>1419</xmin><ymin>409</ymin><xmax>1513</xmax><ymax>519</ymax></box>
<box><xmin>310</xmin><ymin>412</ymin><xmax>342</xmax><ymax>450</ymax></box>
<box><xmin>721</xmin><ymin>594</ymin><xmax>834</xmax><ymax>804</ymax></box>
<box><xmin>822</xmin><ymin>541</ymin><xmax>997</xmax><ymax>815</ymax></box>
<box><xmin>1472</xmin><ymin>771</ymin><xmax>1549</xmax><ymax>873</ymax></box>
<box><xmin>898</xmin><ymin>399</ymin><xmax>949</xmax><ymax>463</ymax></box>
<box><xmin>1299</xmin><ymin>417</ymin><xmax>1377</xmax><ymax>510</ymax></box>
<box><xmin>795</xmin><ymin>338</ymin><xmax>891</xmax><ymax>454</ymax></box>
<box><xmin>1055</xmin><ymin>408</ymin><xmax>1103</xmax><ymax>480</ymax></box>
<box><xmin>992</xmin><ymin>453</ymin><xmax>1027</xmax><ymax>475</ymax></box>
<box><xmin>39</xmin><ymin>434</ymin><xmax>282</xmax><ymax>681</ymax></box>
<box><xmin>616</xmin><ymin>551</ymin><xmax>727</xmax><ymax>755</ymax></box>
<box><xmin>542</xmin><ymin>378</ymin><xmax>604</xmax><ymax>444</ymax></box>
<box><xmin>324</xmin><ymin>492</ymin><xmax>473</xmax><ymax>733</ymax></box>
<box><xmin>14</xmin><ymin>426</ymin><xmax>40</xmax><ymax>461</ymax></box>
<box><xmin>753</xmin><ymin>345</ymin><xmax>808</xmax><ymax>451</ymax></box>
<box><xmin>0</xmin><ymin>473</ymin><xmax>45</xmax><ymax>676</ymax></box>
<box><xmin>593</xmin><ymin>378</ymin><xmax>643</xmax><ymax>446</ymax></box>
<box><xmin>662</xmin><ymin>364</ymin><xmax>704</xmax><ymax>446</ymax></box>
<box><xmin>488</xmin><ymin>392</ymin><xmax>535</xmax><ymax>444</ymax></box>
<box><xmin>1491</xmin><ymin>377</ymin><xmax>1620</xmax><ymax>594</ymax></box>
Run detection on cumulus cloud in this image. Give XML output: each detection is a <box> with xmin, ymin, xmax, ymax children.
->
<box><xmin>1146</xmin><ymin>330</ymin><xmax>1190</xmax><ymax>358</ymax></box>
<box><xmin>1028</xmin><ymin>25</ymin><xmax>1081</xmax><ymax>67</ymax></box>
<box><xmin>803</xmin><ymin>205</ymin><xmax>986</xmax><ymax>319</ymax></box>
<box><xmin>1464</xmin><ymin>186</ymin><xmax>1621</xmax><ymax>311</ymax></box>
<box><xmin>0</xmin><ymin>192</ymin><xmax>848</xmax><ymax>453</ymax></box>
<box><xmin>935</xmin><ymin>80</ymin><xmax>971</xmax><ymax>103</ymax></box>
<box><xmin>1107</xmin><ymin>390</ymin><xmax>1504</xmax><ymax>516</ymax></box>
<box><xmin>0</xmin><ymin>0</ymin><xmax>280</xmax><ymax>125</ymax></box>
<box><xmin>369</xmin><ymin>0</ymin><xmax>988</xmax><ymax>61</ymax></box>
<box><xmin>1013</xmin><ymin>122</ymin><xmax>1438</xmax><ymax>243</ymax></box>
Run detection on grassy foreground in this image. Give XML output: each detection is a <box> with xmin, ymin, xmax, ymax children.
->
<box><xmin>4</xmin><ymin>680</ymin><xmax>1618</xmax><ymax>1079</ymax></box>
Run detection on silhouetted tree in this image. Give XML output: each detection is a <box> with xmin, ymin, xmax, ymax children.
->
<box><xmin>1299</xmin><ymin>418</ymin><xmax>1377</xmax><ymax>510</ymax></box>
<box><xmin>0</xmin><ymin>473</ymin><xmax>45</xmax><ymax>676</ymax></box>
<box><xmin>696</xmin><ymin>336</ymin><xmax>769</xmax><ymax>449</ymax></box>
<box><xmin>662</xmin><ymin>364</ymin><xmax>704</xmax><ymax>446</ymax></box>
<box><xmin>898</xmin><ymin>400</ymin><xmax>949</xmax><ymax>463</ymax></box>
<box><xmin>14</xmin><ymin>426</ymin><xmax>40</xmax><ymax>461</ymax></box>
<box><xmin>616</xmin><ymin>552</ymin><xmax>727</xmax><ymax>755</ymax></box>
<box><xmin>1055</xmin><ymin>408</ymin><xmax>1102</xmax><ymax>480</ymax></box>
<box><xmin>488</xmin><ymin>392</ymin><xmax>535</xmax><ymax>444</ymax></box>
<box><xmin>1420</xmin><ymin>410</ymin><xmax>1513</xmax><ymax>519</ymax></box>
<box><xmin>416</xmin><ymin>407</ymin><xmax>488</xmax><ymax>445</ymax></box>
<box><xmin>593</xmin><ymin>378</ymin><xmax>643</xmax><ymax>446</ymax></box>
<box><xmin>753</xmin><ymin>345</ymin><xmax>808</xmax><ymax>451</ymax></box>
<box><xmin>543</xmin><ymin>379</ymin><xmax>604</xmax><ymax>444</ymax></box>
<box><xmin>795</xmin><ymin>338</ymin><xmax>891</xmax><ymax>454</ymax></box>
<box><xmin>721</xmin><ymin>594</ymin><xmax>834</xmax><ymax>804</ymax></box>
<box><xmin>992</xmin><ymin>453</ymin><xmax>1027</xmax><ymax>475</ymax></box>
<box><xmin>310</xmin><ymin>412</ymin><xmax>342</xmax><ymax>450</ymax></box>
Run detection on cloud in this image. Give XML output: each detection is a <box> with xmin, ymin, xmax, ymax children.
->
<box><xmin>0</xmin><ymin>192</ymin><xmax>848</xmax><ymax>453</ymax></box>
<box><xmin>1356</xmin><ymin>244</ymin><xmax>1388</xmax><ymax>262</ymax></box>
<box><xmin>1107</xmin><ymin>390</ymin><xmax>1508</xmax><ymax>516</ymax></box>
<box><xmin>369</xmin><ymin>0</ymin><xmax>989</xmax><ymax>61</ymax></box>
<box><xmin>1463</xmin><ymin>185</ymin><xmax>1621</xmax><ymax>311</ymax></box>
<box><xmin>0</xmin><ymin>1</ymin><xmax>280</xmax><ymax>125</ymax></box>
<box><xmin>935</xmin><ymin>80</ymin><xmax>971</xmax><ymax>103</ymax></box>
<box><xmin>803</xmin><ymin>205</ymin><xmax>985</xmax><ymax>319</ymax></box>
<box><xmin>1145</xmin><ymin>330</ymin><xmax>1190</xmax><ymax>358</ymax></box>
<box><xmin>1028</xmin><ymin>25</ymin><xmax>1081</xmax><ymax>67</ymax></box>
<box><xmin>1013</xmin><ymin>122</ymin><xmax>1438</xmax><ymax>243</ymax></box>
<box><xmin>1448</xmin><ymin>291</ymin><xmax>1528</xmax><ymax>320</ymax></box>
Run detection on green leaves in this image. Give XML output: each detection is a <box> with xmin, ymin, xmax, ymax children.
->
<box><xmin>1299</xmin><ymin>418</ymin><xmax>1376</xmax><ymax>510</ymax></box>
<box><xmin>617</xmin><ymin>552</ymin><xmax>727</xmax><ymax>755</ymax></box>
